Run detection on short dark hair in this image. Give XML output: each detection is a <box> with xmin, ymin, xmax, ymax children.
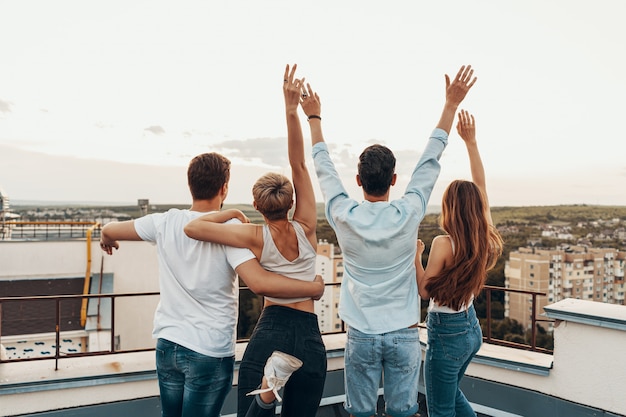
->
<box><xmin>187</xmin><ymin>153</ymin><xmax>231</xmax><ymax>200</ymax></box>
<box><xmin>358</xmin><ymin>144</ymin><xmax>396</xmax><ymax>196</ymax></box>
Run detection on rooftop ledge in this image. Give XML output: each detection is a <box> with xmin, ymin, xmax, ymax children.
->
<box><xmin>543</xmin><ymin>298</ymin><xmax>626</xmax><ymax>332</ymax></box>
<box><xmin>1</xmin><ymin>330</ymin><xmax>554</xmax><ymax>399</ymax></box>
<box><xmin>418</xmin><ymin>328</ymin><xmax>554</xmax><ymax>377</ymax></box>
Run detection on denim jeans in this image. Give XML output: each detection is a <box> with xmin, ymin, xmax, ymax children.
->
<box><xmin>424</xmin><ymin>304</ymin><xmax>482</xmax><ymax>417</ymax></box>
<box><xmin>238</xmin><ymin>305</ymin><xmax>327</xmax><ymax>417</ymax></box>
<box><xmin>156</xmin><ymin>338</ymin><xmax>235</xmax><ymax>417</ymax></box>
<box><xmin>344</xmin><ymin>326</ymin><xmax>421</xmax><ymax>417</ymax></box>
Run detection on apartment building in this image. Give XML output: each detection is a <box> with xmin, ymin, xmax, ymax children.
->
<box><xmin>505</xmin><ymin>245</ymin><xmax>626</xmax><ymax>330</ymax></box>
<box><xmin>314</xmin><ymin>240</ymin><xmax>344</xmax><ymax>334</ymax></box>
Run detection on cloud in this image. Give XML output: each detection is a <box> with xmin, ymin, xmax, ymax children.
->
<box><xmin>212</xmin><ymin>137</ymin><xmax>289</xmax><ymax>168</ymax></box>
<box><xmin>94</xmin><ymin>121</ymin><xmax>114</xmax><ymax>129</ymax></box>
<box><xmin>144</xmin><ymin>125</ymin><xmax>165</xmax><ymax>135</ymax></box>
<box><xmin>0</xmin><ymin>100</ymin><xmax>13</xmax><ymax>113</ymax></box>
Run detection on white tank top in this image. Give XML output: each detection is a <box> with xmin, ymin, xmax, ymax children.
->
<box><xmin>260</xmin><ymin>221</ymin><xmax>317</xmax><ymax>304</ymax></box>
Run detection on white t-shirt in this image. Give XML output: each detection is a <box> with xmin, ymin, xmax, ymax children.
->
<box><xmin>134</xmin><ymin>209</ymin><xmax>255</xmax><ymax>357</ymax></box>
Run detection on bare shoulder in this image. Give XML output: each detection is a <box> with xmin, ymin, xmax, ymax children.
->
<box><xmin>432</xmin><ymin>235</ymin><xmax>453</xmax><ymax>251</ymax></box>
<box><xmin>431</xmin><ymin>235</ymin><xmax>454</xmax><ymax>265</ymax></box>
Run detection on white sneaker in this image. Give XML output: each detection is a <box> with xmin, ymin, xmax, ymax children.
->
<box><xmin>246</xmin><ymin>351</ymin><xmax>303</xmax><ymax>402</ymax></box>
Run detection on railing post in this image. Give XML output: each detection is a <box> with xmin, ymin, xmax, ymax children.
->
<box><xmin>110</xmin><ymin>295</ymin><xmax>116</xmax><ymax>353</ymax></box>
<box><xmin>55</xmin><ymin>299</ymin><xmax>61</xmax><ymax>371</ymax></box>
<box><xmin>530</xmin><ymin>294</ymin><xmax>537</xmax><ymax>350</ymax></box>
<box><xmin>0</xmin><ymin>302</ymin><xmax>3</xmax><ymax>362</ymax></box>
<box><xmin>485</xmin><ymin>288</ymin><xmax>492</xmax><ymax>343</ymax></box>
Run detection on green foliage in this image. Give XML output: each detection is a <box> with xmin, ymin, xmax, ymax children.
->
<box><xmin>490</xmin><ymin>204</ymin><xmax>626</xmax><ymax>226</ymax></box>
<box><xmin>316</xmin><ymin>218</ymin><xmax>338</xmax><ymax>245</ymax></box>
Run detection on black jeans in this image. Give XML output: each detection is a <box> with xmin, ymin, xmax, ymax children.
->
<box><xmin>238</xmin><ymin>305</ymin><xmax>327</xmax><ymax>417</ymax></box>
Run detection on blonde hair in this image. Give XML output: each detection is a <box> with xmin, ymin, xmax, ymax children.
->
<box><xmin>252</xmin><ymin>173</ymin><xmax>293</xmax><ymax>221</ymax></box>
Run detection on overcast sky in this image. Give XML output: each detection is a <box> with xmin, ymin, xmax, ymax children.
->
<box><xmin>1</xmin><ymin>0</ymin><xmax>625</xmax><ymax>207</ymax></box>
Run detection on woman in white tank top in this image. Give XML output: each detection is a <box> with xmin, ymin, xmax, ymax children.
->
<box><xmin>184</xmin><ymin>65</ymin><xmax>326</xmax><ymax>417</ymax></box>
<box><xmin>415</xmin><ymin>110</ymin><xmax>504</xmax><ymax>417</ymax></box>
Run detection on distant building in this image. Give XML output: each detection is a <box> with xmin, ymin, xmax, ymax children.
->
<box><xmin>0</xmin><ymin>186</ymin><xmax>14</xmax><ymax>239</ymax></box>
<box><xmin>315</xmin><ymin>240</ymin><xmax>344</xmax><ymax>333</ymax></box>
<box><xmin>505</xmin><ymin>245</ymin><xmax>626</xmax><ymax>331</ymax></box>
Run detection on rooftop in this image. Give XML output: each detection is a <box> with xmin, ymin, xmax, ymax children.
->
<box><xmin>1</xmin><ymin>233</ymin><xmax>625</xmax><ymax>417</ymax></box>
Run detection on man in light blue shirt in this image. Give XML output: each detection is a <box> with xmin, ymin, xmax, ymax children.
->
<box><xmin>301</xmin><ymin>65</ymin><xmax>477</xmax><ymax>417</ymax></box>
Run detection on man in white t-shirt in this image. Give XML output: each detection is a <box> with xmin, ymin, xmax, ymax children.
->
<box><xmin>100</xmin><ymin>152</ymin><xmax>324</xmax><ymax>417</ymax></box>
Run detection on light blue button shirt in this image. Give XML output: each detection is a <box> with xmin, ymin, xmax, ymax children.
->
<box><xmin>312</xmin><ymin>129</ymin><xmax>448</xmax><ymax>333</ymax></box>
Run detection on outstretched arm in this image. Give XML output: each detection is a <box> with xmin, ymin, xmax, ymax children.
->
<box><xmin>100</xmin><ymin>220</ymin><xmax>142</xmax><ymax>255</ymax></box>
<box><xmin>184</xmin><ymin>211</ymin><xmax>262</xmax><ymax>257</ymax></box>
<box><xmin>284</xmin><ymin>64</ymin><xmax>317</xmax><ymax>240</ymax></box>
<box><xmin>236</xmin><ymin>259</ymin><xmax>325</xmax><ymax>299</ymax></box>
<box><xmin>436</xmin><ymin>65</ymin><xmax>477</xmax><ymax>134</ymax></box>
<box><xmin>456</xmin><ymin>110</ymin><xmax>493</xmax><ymax>225</ymax></box>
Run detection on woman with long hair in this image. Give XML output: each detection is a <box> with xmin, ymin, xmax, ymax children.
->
<box><xmin>416</xmin><ymin>110</ymin><xmax>503</xmax><ymax>417</ymax></box>
<box><xmin>184</xmin><ymin>64</ymin><xmax>326</xmax><ymax>417</ymax></box>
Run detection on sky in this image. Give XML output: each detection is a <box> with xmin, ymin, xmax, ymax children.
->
<box><xmin>1</xmin><ymin>0</ymin><xmax>625</xmax><ymax>207</ymax></box>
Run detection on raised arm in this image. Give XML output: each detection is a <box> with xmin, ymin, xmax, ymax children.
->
<box><xmin>456</xmin><ymin>110</ymin><xmax>492</xmax><ymax>225</ymax></box>
<box><xmin>435</xmin><ymin>65</ymin><xmax>477</xmax><ymax>134</ymax></box>
<box><xmin>184</xmin><ymin>211</ymin><xmax>263</xmax><ymax>258</ymax></box>
<box><xmin>284</xmin><ymin>64</ymin><xmax>317</xmax><ymax>239</ymax></box>
<box><xmin>301</xmin><ymin>82</ymin><xmax>324</xmax><ymax>147</ymax></box>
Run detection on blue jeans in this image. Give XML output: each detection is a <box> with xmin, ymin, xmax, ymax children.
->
<box><xmin>424</xmin><ymin>304</ymin><xmax>482</xmax><ymax>417</ymax></box>
<box><xmin>238</xmin><ymin>305</ymin><xmax>327</xmax><ymax>417</ymax></box>
<box><xmin>156</xmin><ymin>338</ymin><xmax>235</xmax><ymax>417</ymax></box>
<box><xmin>344</xmin><ymin>326</ymin><xmax>421</xmax><ymax>417</ymax></box>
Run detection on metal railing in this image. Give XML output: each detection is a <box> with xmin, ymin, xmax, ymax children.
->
<box><xmin>1</xmin><ymin>284</ymin><xmax>552</xmax><ymax>371</ymax></box>
<box><xmin>482</xmin><ymin>285</ymin><xmax>553</xmax><ymax>353</ymax></box>
<box><xmin>0</xmin><ymin>292</ymin><xmax>158</xmax><ymax>370</ymax></box>
<box><xmin>1</xmin><ymin>221</ymin><xmax>102</xmax><ymax>240</ymax></box>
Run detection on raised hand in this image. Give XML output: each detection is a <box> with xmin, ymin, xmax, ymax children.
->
<box><xmin>444</xmin><ymin>65</ymin><xmax>477</xmax><ymax>107</ymax></box>
<box><xmin>436</xmin><ymin>65</ymin><xmax>477</xmax><ymax>134</ymax></box>
<box><xmin>456</xmin><ymin>110</ymin><xmax>476</xmax><ymax>145</ymax></box>
<box><xmin>300</xmin><ymin>82</ymin><xmax>321</xmax><ymax>119</ymax></box>
<box><xmin>283</xmin><ymin>64</ymin><xmax>305</xmax><ymax>113</ymax></box>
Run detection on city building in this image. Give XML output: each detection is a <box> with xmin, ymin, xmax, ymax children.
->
<box><xmin>505</xmin><ymin>245</ymin><xmax>626</xmax><ymax>330</ymax></box>
<box><xmin>314</xmin><ymin>240</ymin><xmax>344</xmax><ymax>333</ymax></box>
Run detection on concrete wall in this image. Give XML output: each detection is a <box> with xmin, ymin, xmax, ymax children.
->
<box><xmin>0</xmin><ymin>240</ymin><xmax>160</xmax><ymax>351</ymax></box>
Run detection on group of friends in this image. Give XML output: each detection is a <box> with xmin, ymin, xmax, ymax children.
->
<box><xmin>100</xmin><ymin>63</ymin><xmax>504</xmax><ymax>417</ymax></box>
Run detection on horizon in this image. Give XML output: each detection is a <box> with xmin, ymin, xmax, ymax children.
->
<box><xmin>8</xmin><ymin>199</ymin><xmax>626</xmax><ymax>211</ymax></box>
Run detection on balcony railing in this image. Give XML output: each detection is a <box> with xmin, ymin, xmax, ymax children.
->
<box><xmin>1</xmin><ymin>284</ymin><xmax>553</xmax><ymax>370</ymax></box>
<box><xmin>0</xmin><ymin>221</ymin><xmax>102</xmax><ymax>240</ymax></box>
<box><xmin>0</xmin><ymin>292</ymin><xmax>157</xmax><ymax>370</ymax></box>
<box><xmin>482</xmin><ymin>285</ymin><xmax>552</xmax><ymax>353</ymax></box>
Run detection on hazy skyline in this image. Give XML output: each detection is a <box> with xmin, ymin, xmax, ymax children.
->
<box><xmin>1</xmin><ymin>1</ymin><xmax>625</xmax><ymax>207</ymax></box>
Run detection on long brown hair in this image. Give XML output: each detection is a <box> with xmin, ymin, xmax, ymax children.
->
<box><xmin>425</xmin><ymin>180</ymin><xmax>503</xmax><ymax>310</ymax></box>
